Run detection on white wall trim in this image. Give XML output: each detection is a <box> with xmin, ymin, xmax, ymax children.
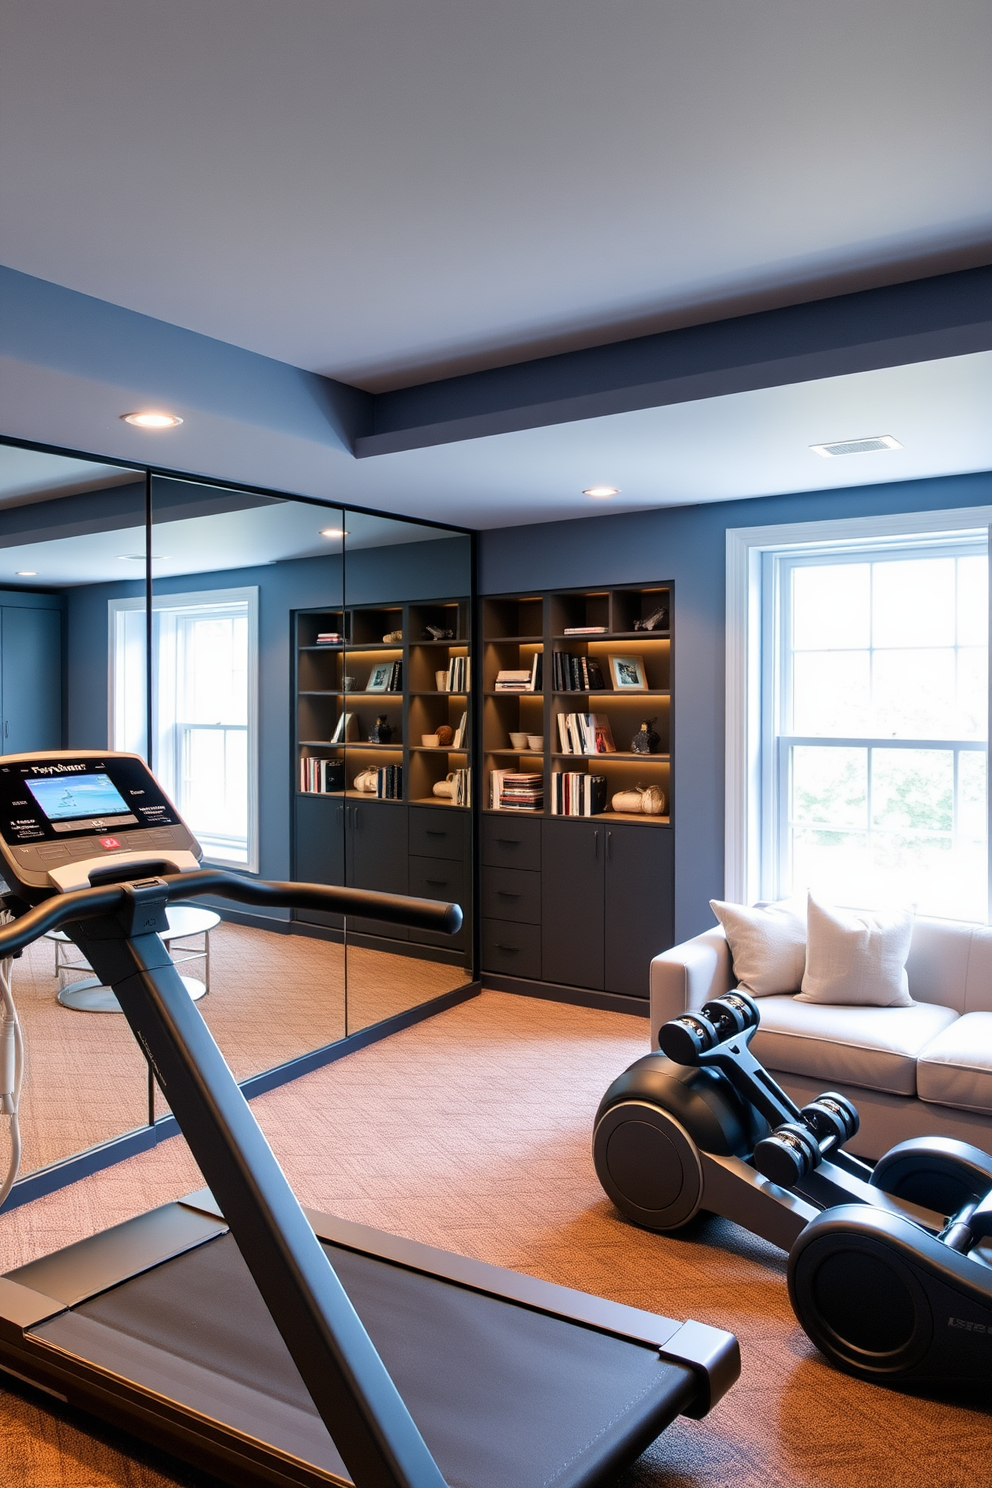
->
<box><xmin>725</xmin><ymin>505</ymin><xmax>992</xmax><ymax>904</ymax></box>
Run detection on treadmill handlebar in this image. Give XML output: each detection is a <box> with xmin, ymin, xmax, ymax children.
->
<box><xmin>0</xmin><ymin>869</ymin><xmax>462</xmax><ymax>955</ymax></box>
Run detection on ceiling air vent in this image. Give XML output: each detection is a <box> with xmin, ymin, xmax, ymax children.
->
<box><xmin>810</xmin><ymin>435</ymin><xmax>902</xmax><ymax>457</ymax></box>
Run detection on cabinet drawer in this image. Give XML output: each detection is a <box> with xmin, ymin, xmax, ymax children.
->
<box><xmin>408</xmin><ymin>855</ymin><xmax>466</xmax><ymax>947</ymax></box>
<box><xmin>481</xmin><ymin>867</ymin><xmax>541</xmax><ymax>924</ymax></box>
<box><xmin>481</xmin><ymin>815</ymin><xmax>541</xmax><ymax>870</ymax></box>
<box><xmin>482</xmin><ymin>918</ymin><xmax>541</xmax><ymax>979</ymax></box>
<box><xmin>409</xmin><ymin>807</ymin><xmax>466</xmax><ymax>861</ymax></box>
<box><xmin>408</xmin><ymin>854</ymin><xmax>466</xmax><ymax>905</ymax></box>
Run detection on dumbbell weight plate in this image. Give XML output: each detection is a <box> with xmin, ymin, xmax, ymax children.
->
<box><xmin>593</xmin><ymin>1100</ymin><xmax>704</xmax><ymax>1231</ymax></box>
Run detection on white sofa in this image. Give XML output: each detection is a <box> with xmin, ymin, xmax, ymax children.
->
<box><xmin>650</xmin><ymin>914</ymin><xmax>992</xmax><ymax>1161</ymax></box>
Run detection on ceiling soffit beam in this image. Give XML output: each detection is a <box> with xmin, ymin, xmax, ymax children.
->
<box><xmin>358</xmin><ymin>265</ymin><xmax>992</xmax><ymax>458</ymax></box>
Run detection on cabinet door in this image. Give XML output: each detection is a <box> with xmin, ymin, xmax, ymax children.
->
<box><xmin>1</xmin><ymin>606</ymin><xmax>62</xmax><ymax>754</ymax></box>
<box><xmin>294</xmin><ymin>796</ymin><xmax>346</xmax><ymax>928</ymax></box>
<box><xmin>347</xmin><ymin>801</ymin><xmax>409</xmax><ymax>939</ymax></box>
<box><xmin>604</xmin><ymin>824</ymin><xmax>674</xmax><ymax>999</ymax></box>
<box><xmin>541</xmin><ymin>819</ymin><xmax>604</xmax><ymax>990</ymax></box>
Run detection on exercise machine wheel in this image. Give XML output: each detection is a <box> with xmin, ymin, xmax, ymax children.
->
<box><xmin>594</xmin><ymin>1101</ymin><xmax>703</xmax><ymax>1232</ymax></box>
<box><xmin>870</xmin><ymin>1136</ymin><xmax>992</xmax><ymax>1215</ymax></box>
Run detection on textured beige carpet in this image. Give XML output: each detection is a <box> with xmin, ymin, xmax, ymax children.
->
<box><xmin>0</xmin><ymin>991</ymin><xmax>988</xmax><ymax>1487</ymax></box>
<box><xmin>11</xmin><ymin>922</ymin><xmax>470</xmax><ymax>1170</ymax></box>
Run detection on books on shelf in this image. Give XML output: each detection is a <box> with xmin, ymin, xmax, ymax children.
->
<box><xmin>551</xmin><ymin>772</ymin><xmax>608</xmax><ymax>817</ymax></box>
<box><xmin>489</xmin><ymin>770</ymin><xmax>543</xmax><ymax>811</ymax></box>
<box><xmin>376</xmin><ymin>764</ymin><xmax>403</xmax><ymax>800</ymax></box>
<box><xmin>494</xmin><ymin>667</ymin><xmax>536</xmax><ymax>692</ymax></box>
<box><xmin>316</xmin><ymin>632</ymin><xmax>343</xmax><ymax>644</ymax></box>
<box><xmin>330</xmin><ymin>712</ymin><xmax>359</xmax><ymax>743</ymax></box>
<box><xmin>300</xmin><ymin>756</ymin><xmax>345</xmax><ymax>794</ymax></box>
<box><xmin>555</xmin><ymin>712</ymin><xmax>616</xmax><ymax>755</ymax></box>
<box><xmin>453</xmin><ymin>710</ymin><xmax>468</xmax><ymax>748</ymax></box>
<box><xmin>447</xmin><ymin>767</ymin><xmax>472</xmax><ymax>806</ymax></box>
<box><xmin>563</xmin><ymin>625</ymin><xmax>607</xmax><ymax>635</ymax></box>
<box><xmin>552</xmin><ymin>651</ymin><xmax>607</xmax><ymax>692</ymax></box>
<box><xmin>443</xmin><ymin>655</ymin><xmax>469</xmax><ymax>692</ymax></box>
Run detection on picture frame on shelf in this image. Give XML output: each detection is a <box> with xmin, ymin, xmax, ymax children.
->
<box><xmin>366</xmin><ymin>661</ymin><xmax>394</xmax><ymax>692</ymax></box>
<box><xmin>608</xmin><ymin>654</ymin><xmax>648</xmax><ymax>691</ymax></box>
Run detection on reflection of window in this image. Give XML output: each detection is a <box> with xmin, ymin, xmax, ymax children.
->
<box><xmin>727</xmin><ymin>512</ymin><xmax>991</xmax><ymax>922</ymax></box>
<box><xmin>109</xmin><ymin>588</ymin><xmax>258</xmax><ymax>869</ymax></box>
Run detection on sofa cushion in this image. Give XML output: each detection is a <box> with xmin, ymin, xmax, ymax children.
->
<box><xmin>709</xmin><ymin>898</ymin><xmax>805</xmax><ymax>996</ymax></box>
<box><xmin>797</xmin><ymin>895</ymin><xmax>913</xmax><ymax>1007</ymax></box>
<box><xmin>752</xmin><ymin>996</ymin><xmax>958</xmax><ymax>1097</ymax></box>
<box><xmin>917</xmin><ymin>1012</ymin><xmax>992</xmax><ymax>1114</ymax></box>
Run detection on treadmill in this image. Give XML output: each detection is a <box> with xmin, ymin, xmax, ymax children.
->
<box><xmin>0</xmin><ymin>751</ymin><xmax>739</xmax><ymax>1488</ymax></box>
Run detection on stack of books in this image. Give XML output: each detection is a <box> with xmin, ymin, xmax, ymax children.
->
<box><xmin>376</xmin><ymin>765</ymin><xmax>403</xmax><ymax>799</ymax></box>
<box><xmin>445</xmin><ymin>655</ymin><xmax>470</xmax><ymax>692</ymax></box>
<box><xmin>384</xmin><ymin>660</ymin><xmax>403</xmax><ymax>691</ymax></box>
<box><xmin>299</xmin><ymin>756</ymin><xmax>345</xmax><ymax>793</ymax></box>
<box><xmin>494</xmin><ymin>653</ymin><xmax>541</xmax><ymax>691</ymax></box>
<box><xmin>316</xmin><ymin>631</ymin><xmax>343</xmax><ymax>645</ymax></box>
<box><xmin>555</xmin><ymin>713</ymin><xmax>616</xmax><ymax>754</ymax></box>
<box><xmin>490</xmin><ymin>770</ymin><xmax>543</xmax><ymax>811</ymax></box>
<box><xmin>330</xmin><ymin>712</ymin><xmax>359</xmax><ymax>743</ymax></box>
<box><xmin>562</xmin><ymin>625</ymin><xmax>607</xmax><ymax>635</ymax></box>
<box><xmin>452</xmin><ymin>711</ymin><xmax>469</xmax><ymax>748</ymax></box>
<box><xmin>551</xmin><ymin>772</ymin><xmax>607</xmax><ymax>816</ymax></box>
<box><xmin>552</xmin><ymin>652</ymin><xmax>606</xmax><ymax>691</ymax></box>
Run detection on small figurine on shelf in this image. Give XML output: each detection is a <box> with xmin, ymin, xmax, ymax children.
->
<box><xmin>630</xmin><ymin>719</ymin><xmax>661</xmax><ymax>754</ymax></box>
<box><xmin>369</xmin><ymin>715</ymin><xmax>393</xmax><ymax>743</ymax></box>
<box><xmin>435</xmin><ymin>724</ymin><xmax>455</xmax><ymax>746</ymax></box>
<box><xmin>424</xmin><ymin>624</ymin><xmax>454</xmax><ymax>640</ymax></box>
<box><xmin>382</xmin><ymin>629</ymin><xmax>403</xmax><ymax>643</ymax></box>
<box><xmin>633</xmin><ymin>605</ymin><xmax>668</xmax><ymax>632</ymax></box>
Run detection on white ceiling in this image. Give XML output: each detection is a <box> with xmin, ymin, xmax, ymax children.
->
<box><xmin>1</xmin><ymin>0</ymin><xmax>989</xmax><ymax>392</ymax></box>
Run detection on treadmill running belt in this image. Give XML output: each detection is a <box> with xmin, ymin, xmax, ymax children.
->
<box><xmin>33</xmin><ymin>1232</ymin><xmax>697</xmax><ymax>1488</ymax></box>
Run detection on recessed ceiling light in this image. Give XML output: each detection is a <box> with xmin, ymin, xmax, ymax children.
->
<box><xmin>583</xmin><ymin>486</ymin><xmax>620</xmax><ymax>497</ymax></box>
<box><xmin>810</xmin><ymin>435</ymin><xmax>902</xmax><ymax>457</ymax></box>
<box><xmin>16</xmin><ymin>571</ymin><xmax>37</xmax><ymax>576</ymax></box>
<box><xmin>319</xmin><ymin>527</ymin><xmax>349</xmax><ymax>538</ymax></box>
<box><xmin>117</xmin><ymin>554</ymin><xmax>169</xmax><ymax>561</ymax></box>
<box><xmin>121</xmin><ymin>411</ymin><xmax>184</xmax><ymax>429</ymax></box>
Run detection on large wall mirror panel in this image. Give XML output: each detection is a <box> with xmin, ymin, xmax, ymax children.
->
<box><xmin>0</xmin><ymin>443</ymin><xmax>476</xmax><ymax>1203</ymax></box>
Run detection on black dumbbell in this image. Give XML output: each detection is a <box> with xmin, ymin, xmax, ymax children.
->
<box><xmin>799</xmin><ymin>1092</ymin><xmax>860</xmax><ymax>1147</ymax></box>
<box><xmin>753</xmin><ymin>1121</ymin><xmax>822</xmax><ymax>1188</ymax></box>
<box><xmin>701</xmin><ymin>991</ymin><xmax>761</xmax><ymax>1040</ymax></box>
<box><xmin>658</xmin><ymin>1012</ymin><xmax>721</xmax><ymax>1066</ymax></box>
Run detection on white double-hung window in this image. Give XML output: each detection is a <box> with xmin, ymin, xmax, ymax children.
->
<box><xmin>727</xmin><ymin>510</ymin><xmax>990</xmax><ymax>922</ymax></box>
<box><xmin>109</xmin><ymin>587</ymin><xmax>258</xmax><ymax>870</ymax></box>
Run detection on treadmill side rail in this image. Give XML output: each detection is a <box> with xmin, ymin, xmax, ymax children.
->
<box><xmin>0</xmin><ymin>1277</ymin><xmax>67</xmax><ymax>1337</ymax></box>
<box><xmin>654</xmin><ymin>1320</ymin><xmax>740</xmax><ymax>1418</ymax></box>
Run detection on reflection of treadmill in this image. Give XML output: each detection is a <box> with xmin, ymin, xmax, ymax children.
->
<box><xmin>0</xmin><ymin>752</ymin><xmax>739</xmax><ymax>1488</ymax></box>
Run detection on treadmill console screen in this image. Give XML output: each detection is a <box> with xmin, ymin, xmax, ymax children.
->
<box><xmin>25</xmin><ymin>772</ymin><xmax>130</xmax><ymax>824</ymax></box>
<box><xmin>0</xmin><ymin>755</ymin><xmax>182</xmax><ymax>846</ymax></box>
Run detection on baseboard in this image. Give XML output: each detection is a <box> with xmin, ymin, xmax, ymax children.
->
<box><xmin>1</xmin><ymin>980</ymin><xmax>481</xmax><ymax>1214</ymax></box>
<box><xmin>481</xmin><ymin>973</ymin><xmax>649</xmax><ymax>1017</ymax></box>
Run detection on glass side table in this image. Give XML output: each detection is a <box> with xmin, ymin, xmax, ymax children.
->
<box><xmin>47</xmin><ymin>905</ymin><xmax>221</xmax><ymax>1013</ymax></box>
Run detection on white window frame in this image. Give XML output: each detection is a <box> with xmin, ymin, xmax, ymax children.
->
<box><xmin>108</xmin><ymin>586</ymin><xmax>260</xmax><ymax>872</ymax></box>
<box><xmin>725</xmin><ymin>506</ymin><xmax>992</xmax><ymax>914</ymax></box>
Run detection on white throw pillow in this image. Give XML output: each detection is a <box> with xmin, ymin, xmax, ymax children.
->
<box><xmin>709</xmin><ymin>898</ymin><xmax>806</xmax><ymax>997</ymax></box>
<box><xmin>797</xmin><ymin>894</ymin><xmax>914</xmax><ymax>1007</ymax></box>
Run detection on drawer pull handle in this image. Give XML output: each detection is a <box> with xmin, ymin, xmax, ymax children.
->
<box><xmin>495</xmin><ymin>838</ymin><xmax>519</xmax><ymax>845</ymax></box>
<box><xmin>495</xmin><ymin>944</ymin><xmax>519</xmax><ymax>952</ymax></box>
<box><xmin>426</xmin><ymin>829</ymin><xmax>445</xmax><ymax>836</ymax></box>
<box><xmin>496</xmin><ymin>891</ymin><xmax>520</xmax><ymax>898</ymax></box>
<box><xmin>426</xmin><ymin>879</ymin><xmax>447</xmax><ymax>887</ymax></box>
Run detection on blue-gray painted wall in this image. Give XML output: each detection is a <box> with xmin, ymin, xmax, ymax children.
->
<box><xmin>479</xmin><ymin>470</ymin><xmax>992</xmax><ymax>942</ymax></box>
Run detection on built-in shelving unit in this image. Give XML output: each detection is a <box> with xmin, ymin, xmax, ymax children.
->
<box><xmin>480</xmin><ymin>582</ymin><xmax>674</xmax><ymax>1004</ymax></box>
<box><xmin>482</xmin><ymin>583</ymin><xmax>672</xmax><ymax>824</ymax></box>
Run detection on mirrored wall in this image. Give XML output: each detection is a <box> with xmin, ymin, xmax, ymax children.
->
<box><xmin>0</xmin><ymin>443</ymin><xmax>475</xmax><ymax>1185</ymax></box>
